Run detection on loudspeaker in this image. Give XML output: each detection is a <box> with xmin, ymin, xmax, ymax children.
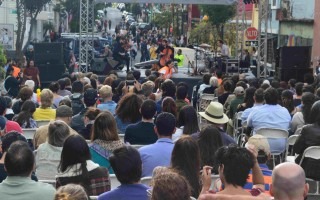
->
<box><xmin>38</xmin><ymin>64</ymin><xmax>65</xmax><ymax>82</ymax></box>
<box><xmin>91</xmin><ymin>58</ymin><xmax>106</xmax><ymax>73</ymax></box>
<box><xmin>278</xmin><ymin>46</ymin><xmax>312</xmax><ymax>69</ymax></box>
<box><xmin>34</xmin><ymin>43</ymin><xmax>64</xmax><ymax>65</ymax></box>
<box><xmin>276</xmin><ymin>67</ymin><xmax>313</xmax><ymax>82</ymax></box>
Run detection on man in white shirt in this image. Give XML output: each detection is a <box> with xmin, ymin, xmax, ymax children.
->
<box><xmin>218</xmin><ymin>40</ymin><xmax>230</xmax><ymax>57</ymax></box>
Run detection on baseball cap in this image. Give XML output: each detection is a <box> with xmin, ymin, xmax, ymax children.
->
<box><xmin>4</xmin><ymin>121</ymin><xmax>23</xmax><ymax>134</ymax></box>
<box><xmin>84</xmin><ymin>88</ymin><xmax>98</xmax><ymax>106</ymax></box>
<box><xmin>234</xmin><ymin>86</ymin><xmax>244</xmax><ymax>95</ymax></box>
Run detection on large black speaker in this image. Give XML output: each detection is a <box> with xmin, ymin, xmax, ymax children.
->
<box><xmin>276</xmin><ymin>67</ymin><xmax>313</xmax><ymax>82</ymax></box>
<box><xmin>277</xmin><ymin>46</ymin><xmax>312</xmax><ymax>69</ymax></box>
<box><xmin>38</xmin><ymin>64</ymin><xmax>65</xmax><ymax>83</ymax></box>
<box><xmin>34</xmin><ymin>43</ymin><xmax>64</xmax><ymax>65</ymax></box>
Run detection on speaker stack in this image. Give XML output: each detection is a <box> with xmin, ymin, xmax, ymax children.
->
<box><xmin>275</xmin><ymin>46</ymin><xmax>313</xmax><ymax>82</ymax></box>
<box><xmin>34</xmin><ymin>43</ymin><xmax>65</xmax><ymax>84</ymax></box>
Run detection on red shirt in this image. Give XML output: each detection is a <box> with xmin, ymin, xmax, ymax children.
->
<box><xmin>24</xmin><ymin>67</ymin><xmax>39</xmax><ymax>85</ymax></box>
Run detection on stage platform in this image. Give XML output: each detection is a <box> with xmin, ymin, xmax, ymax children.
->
<box><xmin>98</xmin><ymin>66</ymin><xmax>202</xmax><ymax>99</ymax></box>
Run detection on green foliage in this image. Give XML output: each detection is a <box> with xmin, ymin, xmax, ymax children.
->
<box><xmin>58</xmin><ymin>0</ymin><xmax>80</xmax><ymax>32</ymax></box>
<box><xmin>130</xmin><ymin>3</ymin><xmax>141</xmax><ymax>17</ymax></box>
<box><xmin>200</xmin><ymin>4</ymin><xmax>236</xmax><ymax>26</ymax></box>
<box><xmin>0</xmin><ymin>45</ymin><xmax>7</xmax><ymax>67</ymax></box>
<box><xmin>153</xmin><ymin>11</ymin><xmax>172</xmax><ymax>32</ymax></box>
<box><xmin>24</xmin><ymin>0</ymin><xmax>51</xmax><ymax>16</ymax></box>
<box><xmin>189</xmin><ymin>21</ymin><xmax>213</xmax><ymax>45</ymax></box>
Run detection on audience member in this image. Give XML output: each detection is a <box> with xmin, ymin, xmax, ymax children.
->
<box><xmin>125</xmin><ymin>99</ymin><xmax>158</xmax><ymax>145</ymax></box>
<box><xmin>71</xmin><ymin>88</ymin><xmax>97</xmax><ymax>132</ymax></box>
<box><xmin>57</xmin><ymin>79</ymin><xmax>72</xmax><ymax>97</ymax></box>
<box><xmin>197</xmin><ymin>125</ymin><xmax>223</xmax><ymax>173</ymax></box>
<box><xmin>241</xmin><ymin>88</ymin><xmax>264</xmax><ymax>124</ymax></box>
<box><xmin>203</xmin><ymin>76</ymin><xmax>218</xmax><ymax>94</ymax></box>
<box><xmin>98</xmin><ymin>146</ymin><xmax>150</xmax><ymax>200</ymax></box>
<box><xmin>244</xmin><ymin>135</ymin><xmax>272</xmax><ymax>191</ymax></box>
<box><xmin>24</xmin><ymin>80</ymin><xmax>37</xmax><ymax>102</ymax></box>
<box><xmin>90</xmin><ymin>111</ymin><xmax>124</xmax><ymax>173</ymax></box>
<box><xmin>270</xmin><ymin>162</ymin><xmax>309</xmax><ymax>200</ymax></box>
<box><xmin>56</xmin><ymin>135</ymin><xmax>111</xmax><ymax>196</ymax></box>
<box><xmin>33</xmin><ymin>105</ymin><xmax>76</xmax><ymax>149</ymax></box>
<box><xmin>49</xmin><ymin>81</ymin><xmax>64</xmax><ymax>108</ymax></box>
<box><xmin>97</xmin><ymin>85</ymin><xmax>117</xmax><ymax>114</ymax></box>
<box><xmin>175</xmin><ymin>86</ymin><xmax>188</xmax><ymax>115</ymax></box>
<box><xmin>281</xmin><ymin>90</ymin><xmax>297</xmax><ymax>116</ymax></box>
<box><xmin>141</xmin><ymin>81</ymin><xmax>155</xmax><ymax>98</ymax></box>
<box><xmin>69</xmin><ymin>80</ymin><xmax>85</xmax><ymax>116</ymax></box>
<box><xmin>0</xmin><ymin>131</ymin><xmax>37</xmax><ymax>182</ymax></box>
<box><xmin>35</xmin><ymin>121</ymin><xmax>71</xmax><ymax>180</ymax></box>
<box><xmin>197</xmin><ymin>102</ymin><xmax>236</xmax><ymax>145</ymax></box>
<box><xmin>161</xmin><ymin>96</ymin><xmax>177</xmax><ymax>117</ymax></box>
<box><xmin>151</xmin><ymin>171</ymin><xmax>191</xmax><ymax>200</ymax></box>
<box><xmin>201</xmin><ymin>145</ymin><xmax>264</xmax><ymax>196</ymax></box>
<box><xmin>229</xmin><ymin>86</ymin><xmax>244</xmax><ymax>119</ymax></box>
<box><xmin>173</xmin><ymin>105</ymin><xmax>199</xmax><ymax>142</ymax></box>
<box><xmin>79</xmin><ymin>108</ymin><xmax>100</xmax><ymax>139</ymax></box>
<box><xmin>237</xmin><ymin>87</ymin><xmax>256</xmax><ymax>112</ymax></box>
<box><xmin>247</xmin><ymin>87</ymin><xmax>291</xmax><ymax>133</ymax></box>
<box><xmin>0</xmin><ymin>141</ymin><xmax>55</xmax><ymax>199</ymax></box>
<box><xmin>13</xmin><ymin>100</ymin><xmax>37</xmax><ymax>128</ymax></box>
<box><xmin>156</xmin><ymin>80</ymin><xmax>176</xmax><ymax>113</ymax></box>
<box><xmin>293</xmin><ymin>100</ymin><xmax>320</xmax><ymax>179</ymax></box>
<box><xmin>59</xmin><ymin>98</ymin><xmax>72</xmax><ymax>107</ymax></box>
<box><xmin>139</xmin><ymin>112</ymin><xmax>176</xmax><ymax>177</ymax></box>
<box><xmin>0</xmin><ymin>96</ymin><xmax>7</xmax><ymax>130</ymax></box>
<box><xmin>4</xmin><ymin>96</ymin><xmax>14</xmax><ymax>120</ymax></box>
<box><xmin>4</xmin><ymin>120</ymin><xmax>23</xmax><ymax>134</ymax></box>
<box><xmin>293</xmin><ymin>82</ymin><xmax>304</xmax><ymax>107</ymax></box>
<box><xmin>12</xmin><ymin>86</ymin><xmax>34</xmax><ymax>114</ymax></box>
<box><xmin>291</xmin><ymin>92</ymin><xmax>315</xmax><ymax>134</ymax></box>
<box><xmin>115</xmin><ymin>93</ymin><xmax>143</xmax><ymax>134</ymax></box>
<box><xmin>55</xmin><ymin>184</ymin><xmax>88</xmax><ymax>200</ymax></box>
<box><xmin>33</xmin><ymin>89</ymin><xmax>56</xmax><ymax>120</ymax></box>
<box><xmin>218</xmin><ymin>80</ymin><xmax>233</xmax><ymax>105</ymax></box>
<box><xmin>198</xmin><ymin>74</ymin><xmax>212</xmax><ymax>96</ymax></box>
<box><xmin>4</xmin><ymin>65</ymin><xmax>23</xmax><ymax>98</ymax></box>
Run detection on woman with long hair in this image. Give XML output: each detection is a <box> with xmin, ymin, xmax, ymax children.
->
<box><xmin>153</xmin><ymin>136</ymin><xmax>201</xmax><ymax>198</ymax></box>
<box><xmin>90</xmin><ymin>111</ymin><xmax>124</xmax><ymax>173</ymax></box>
<box><xmin>48</xmin><ymin>81</ymin><xmax>63</xmax><ymax>108</ymax></box>
<box><xmin>197</xmin><ymin>125</ymin><xmax>223</xmax><ymax>173</ymax></box>
<box><xmin>237</xmin><ymin>87</ymin><xmax>256</xmax><ymax>112</ymax></box>
<box><xmin>4</xmin><ymin>65</ymin><xmax>23</xmax><ymax>98</ymax></box>
<box><xmin>79</xmin><ymin>108</ymin><xmax>101</xmax><ymax>140</ymax></box>
<box><xmin>173</xmin><ymin>105</ymin><xmax>199</xmax><ymax>142</ymax></box>
<box><xmin>56</xmin><ymin>135</ymin><xmax>110</xmax><ymax>196</ymax></box>
<box><xmin>161</xmin><ymin>97</ymin><xmax>177</xmax><ymax>117</ymax></box>
<box><xmin>115</xmin><ymin>93</ymin><xmax>143</xmax><ymax>134</ymax></box>
<box><xmin>12</xmin><ymin>86</ymin><xmax>34</xmax><ymax>114</ymax></box>
<box><xmin>281</xmin><ymin>90</ymin><xmax>297</xmax><ymax>116</ymax></box>
<box><xmin>291</xmin><ymin>92</ymin><xmax>316</xmax><ymax>134</ymax></box>
<box><xmin>13</xmin><ymin>100</ymin><xmax>37</xmax><ymax>128</ymax></box>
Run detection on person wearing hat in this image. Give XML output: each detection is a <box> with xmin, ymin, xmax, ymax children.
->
<box><xmin>198</xmin><ymin>102</ymin><xmax>236</xmax><ymax>145</ymax></box>
<box><xmin>244</xmin><ymin>135</ymin><xmax>272</xmax><ymax>192</ymax></box>
<box><xmin>97</xmin><ymin>85</ymin><xmax>117</xmax><ymax>115</ymax></box>
<box><xmin>229</xmin><ymin>86</ymin><xmax>245</xmax><ymax>119</ymax></box>
<box><xmin>34</xmin><ymin>105</ymin><xmax>78</xmax><ymax>149</ymax></box>
<box><xmin>71</xmin><ymin>88</ymin><xmax>98</xmax><ymax>133</ymax></box>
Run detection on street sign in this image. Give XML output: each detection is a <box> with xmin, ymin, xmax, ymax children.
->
<box><xmin>245</xmin><ymin>40</ymin><xmax>258</xmax><ymax>47</ymax></box>
<box><xmin>246</xmin><ymin>27</ymin><xmax>258</xmax><ymax>40</ymax></box>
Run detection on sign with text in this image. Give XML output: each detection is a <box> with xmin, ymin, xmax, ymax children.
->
<box><xmin>245</xmin><ymin>27</ymin><xmax>258</xmax><ymax>40</ymax></box>
<box><xmin>245</xmin><ymin>40</ymin><xmax>258</xmax><ymax>47</ymax></box>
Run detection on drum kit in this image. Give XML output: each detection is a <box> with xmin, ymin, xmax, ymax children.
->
<box><xmin>193</xmin><ymin>43</ymin><xmax>223</xmax><ymax>72</ymax></box>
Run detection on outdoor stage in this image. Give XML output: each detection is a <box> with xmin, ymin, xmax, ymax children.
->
<box><xmin>98</xmin><ymin>66</ymin><xmax>203</xmax><ymax>99</ymax></box>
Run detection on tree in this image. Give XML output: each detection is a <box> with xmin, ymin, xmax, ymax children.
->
<box><xmin>131</xmin><ymin>3</ymin><xmax>141</xmax><ymax>18</ymax></box>
<box><xmin>200</xmin><ymin>4</ymin><xmax>236</xmax><ymax>39</ymax></box>
<box><xmin>24</xmin><ymin>0</ymin><xmax>51</xmax><ymax>47</ymax></box>
<box><xmin>57</xmin><ymin>0</ymin><xmax>80</xmax><ymax>32</ymax></box>
<box><xmin>15</xmin><ymin>0</ymin><xmax>27</xmax><ymax>62</ymax></box>
<box><xmin>153</xmin><ymin>11</ymin><xmax>172</xmax><ymax>34</ymax></box>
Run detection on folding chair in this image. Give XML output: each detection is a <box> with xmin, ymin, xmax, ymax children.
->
<box><xmin>109</xmin><ymin>174</ymin><xmax>121</xmax><ymax>189</ymax></box>
<box><xmin>89</xmin><ymin>196</ymin><xmax>98</xmax><ymax>200</ymax></box>
<box><xmin>118</xmin><ymin>134</ymin><xmax>125</xmax><ymax>142</ymax></box>
<box><xmin>140</xmin><ymin>176</ymin><xmax>152</xmax><ymax>186</ymax></box>
<box><xmin>233</xmin><ymin>112</ymin><xmax>243</xmax><ymax>140</ymax></box>
<box><xmin>38</xmin><ymin>179</ymin><xmax>56</xmax><ymax>187</ymax></box>
<box><xmin>285</xmin><ymin>135</ymin><xmax>299</xmax><ymax>162</ymax></box>
<box><xmin>197</xmin><ymin>94</ymin><xmax>217</xmax><ymax>124</ymax></box>
<box><xmin>299</xmin><ymin>146</ymin><xmax>320</xmax><ymax>195</ymax></box>
<box><xmin>22</xmin><ymin>129</ymin><xmax>37</xmax><ymax>140</ymax></box>
<box><xmin>36</xmin><ymin>120</ymin><xmax>50</xmax><ymax>127</ymax></box>
<box><xmin>130</xmin><ymin>144</ymin><xmax>145</xmax><ymax>150</ymax></box>
<box><xmin>256</xmin><ymin>128</ymin><xmax>289</xmax><ymax>168</ymax></box>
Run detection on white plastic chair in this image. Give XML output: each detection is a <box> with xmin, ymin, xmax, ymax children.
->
<box><xmin>256</xmin><ymin>128</ymin><xmax>289</xmax><ymax>167</ymax></box>
<box><xmin>109</xmin><ymin>174</ymin><xmax>121</xmax><ymax>189</ymax></box>
<box><xmin>140</xmin><ymin>176</ymin><xmax>152</xmax><ymax>186</ymax></box>
<box><xmin>299</xmin><ymin>146</ymin><xmax>320</xmax><ymax>195</ymax></box>
<box><xmin>287</xmin><ymin>135</ymin><xmax>299</xmax><ymax>155</ymax></box>
<box><xmin>89</xmin><ymin>196</ymin><xmax>98</xmax><ymax>200</ymax></box>
<box><xmin>36</xmin><ymin>120</ymin><xmax>50</xmax><ymax>127</ymax></box>
<box><xmin>22</xmin><ymin>128</ymin><xmax>37</xmax><ymax>140</ymax></box>
<box><xmin>233</xmin><ymin>111</ymin><xmax>243</xmax><ymax>139</ymax></box>
<box><xmin>38</xmin><ymin>179</ymin><xmax>56</xmax><ymax>187</ymax></box>
<box><xmin>130</xmin><ymin>144</ymin><xmax>145</xmax><ymax>150</ymax></box>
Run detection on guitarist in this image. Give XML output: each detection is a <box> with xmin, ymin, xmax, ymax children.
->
<box><xmin>156</xmin><ymin>38</ymin><xmax>174</xmax><ymax>67</ymax></box>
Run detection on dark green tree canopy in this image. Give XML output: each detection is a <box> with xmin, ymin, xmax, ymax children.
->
<box><xmin>200</xmin><ymin>4</ymin><xmax>236</xmax><ymax>26</ymax></box>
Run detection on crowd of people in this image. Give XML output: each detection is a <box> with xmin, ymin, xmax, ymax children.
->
<box><xmin>0</xmin><ymin>43</ymin><xmax>319</xmax><ymax>200</ymax></box>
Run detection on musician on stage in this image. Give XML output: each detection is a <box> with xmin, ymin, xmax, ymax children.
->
<box><xmin>217</xmin><ymin>40</ymin><xmax>230</xmax><ymax>72</ymax></box>
<box><xmin>112</xmin><ymin>36</ymin><xmax>130</xmax><ymax>72</ymax></box>
<box><xmin>174</xmin><ymin>49</ymin><xmax>184</xmax><ymax>67</ymax></box>
<box><xmin>156</xmin><ymin>38</ymin><xmax>174</xmax><ymax>67</ymax></box>
<box><xmin>158</xmin><ymin>60</ymin><xmax>177</xmax><ymax>80</ymax></box>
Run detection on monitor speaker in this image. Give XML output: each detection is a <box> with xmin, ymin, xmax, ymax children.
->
<box><xmin>34</xmin><ymin>43</ymin><xmax>64</xmax><ymax>65</ymax></box>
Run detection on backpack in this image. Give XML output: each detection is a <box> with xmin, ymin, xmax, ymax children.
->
<box><xmin>70</xmin><ymin>94</ymin><xmax>85</xmax><ymax>116</ymax></box>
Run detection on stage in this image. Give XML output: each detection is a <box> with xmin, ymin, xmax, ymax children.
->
<box><xmin>98</xmin><ymin>66</ymin><xmax>203</xmax><ymax>99</ymax></box>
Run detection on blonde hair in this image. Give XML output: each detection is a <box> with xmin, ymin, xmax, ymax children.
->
<box><xmin>40</xmin><ymin>89</ymin><xmax>53</xmax><ymax>108</ymax></box>
<box><xmin>99</xmin><ymin>85</ymin><xmax>112</xmax><ymax>99</ymax></box>
<box><xmin>55</xmin><ymin>184</ymin><xmax>88</xmax><ymax>200</ymax></box>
